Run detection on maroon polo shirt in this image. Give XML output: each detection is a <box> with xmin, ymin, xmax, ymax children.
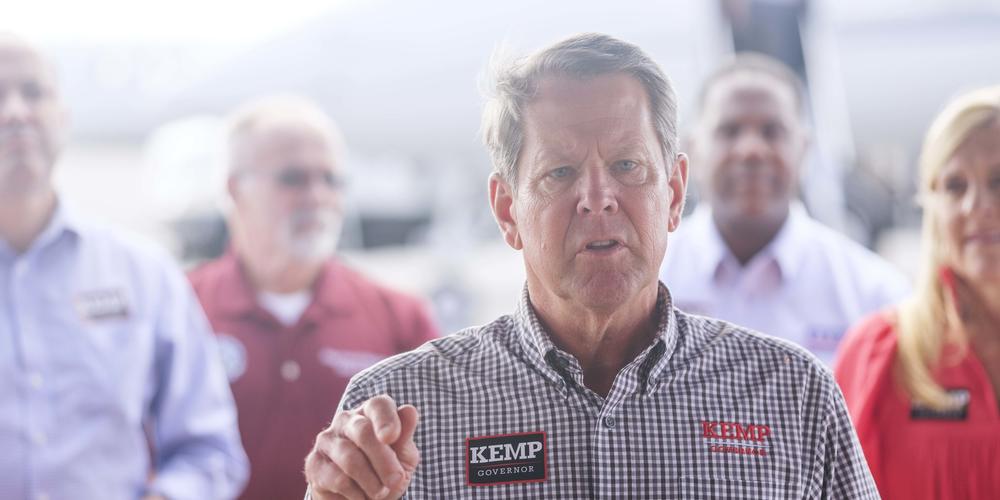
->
<box><xmin>189</xmin><ymin>252</ymin><xmax>439</xmax><ymax>500</ymax></box>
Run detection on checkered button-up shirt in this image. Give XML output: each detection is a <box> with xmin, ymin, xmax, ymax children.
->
<box><xmin>330</xmin><ymin>283</ymin><xmax>878</xmax><ymax>499</ymax></box>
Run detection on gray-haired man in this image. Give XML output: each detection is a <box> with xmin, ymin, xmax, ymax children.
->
<box><xmin>303</xmin><ymin>33</ymin><xmax>878</xmax><ymax>499</ymax></box>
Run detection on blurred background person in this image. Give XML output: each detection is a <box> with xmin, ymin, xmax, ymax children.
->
<box><xmin>188</xmin><ymin>95</ymin><xmax>439</xmax><ymax>500</ymax></box>
<box><xmin>660</xmin><ymin>53</ymin><xmax>908</xmax><ymax>364</ymax></box>
<box><xmin>0</xmin><ymin>34</ymin><xmax>247</xmax><ymax>500</ymax></box>
<box><xmin>835</xmin><ymin>85</ymin><xmax>1000</xmax><ymax>499</ymax></box>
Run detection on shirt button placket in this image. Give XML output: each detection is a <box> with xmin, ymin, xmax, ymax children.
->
<box><xmin>594</xmin><ymin>406</ymin><xmax>622</xmax><ymax>499</ymax></box>
<box><xmin>30</xmin><ymin>429</ymin><xmax>47</xmax><ymax>446</ymax></box>
<box><xmin>14</xmin><ymin>257</ymin><xmax>49</xmax><ymax>486</ymax></box>
<box><xmin>281</xmin><ymin>360</ymin><xmax>301</xmax><ymax>382</ymax></box>
<box><xmin>602</xmin><ymin>415</ymin><xmax>617</xmax><ymax>429</ymax></box>
<box><xmin>29</xmin><ymin>373</ymin><xmax>44</xmax><ymax>390</ymax></box>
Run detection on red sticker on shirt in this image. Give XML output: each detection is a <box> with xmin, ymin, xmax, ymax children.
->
<box><xmin>465</xmin><ymin>431</ymin><xmax>547</xmax><ymax>486</ymax></box>
<box><xmin>700</xmin><ymin>420</ymin><xmax>771</xmax><ymax>457</ymax></box>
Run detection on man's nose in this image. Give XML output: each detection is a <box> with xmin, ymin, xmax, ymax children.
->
<box><xmin>576</xmin><ymin>166</ymin><xmax>619</xmax><ymax>215</ymax></box>
<box><xmin>731</xmin><ymin>129</ymin><xmax>769</xmax><ymax>163</ymax></box>
<box><xmin>0</xmin><ymin>92</ymin><xmax>31</xmax><ymax>125</ymax></box>
<box><xmin>302</xmin><ymin>173</ymin><xmax>341</xmax><ymax>205</ymax></box>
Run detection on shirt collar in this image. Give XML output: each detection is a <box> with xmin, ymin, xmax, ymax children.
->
<box><xmin>513</xmin><ymin>281</ymin><xmax>680</xmax><ymax>394</ymax></box>
<box><xmin>686</xmin><ymin>206</ymin><xmax>730</xmax><ymax>279</ymax></box>
<box><xmin>695</xmin><ymin>201</ymin><xmax>810</xmax><ymax>282</ymax></box>
<box><xmin>211</xmin><ymin>250</ymin><xmax>356</xmax><ymax>325</ymax></box>
<box><xmin>307</xmin><ymin>258</ymin><xmax>359</xmax><ymax>318</ymax></box>
<box><xmin>764</xmin><ymin>202</ymin><xmax>810</xmax><ymax>281</ymax></box>
<box><xmin>0</xmin><ymin>198</ymin><xmax>83</xmax><ymax>260</ymax></box>
<box><xmin>207</xmin><ymin>250</ymin><xmax>263</xmax><ymax>317</ymax></box>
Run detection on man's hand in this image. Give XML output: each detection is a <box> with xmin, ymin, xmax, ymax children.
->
<box><xmin>305</xmin><ymin>395</ymin><xmax>420</xmax><ymax>500</ymax></box>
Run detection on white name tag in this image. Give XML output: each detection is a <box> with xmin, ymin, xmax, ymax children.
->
<box><xmin>74</xmin><ymin>288</ymin><xmax>130</xmax><ymax>322</ymax></box>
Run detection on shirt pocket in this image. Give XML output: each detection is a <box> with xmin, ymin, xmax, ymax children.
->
<box><xmin>673</xmin><ymin>476</ymin><xmax>802</xmax><ymax>499</ymax></box>
<box><xmin>671</xmin><ymin>443</ymin><xmax>801</xmax><ymax>499</ymax></box>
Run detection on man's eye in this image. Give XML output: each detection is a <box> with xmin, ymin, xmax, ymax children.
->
<box><xmin>20</xmin><ymin>82</ymin><xmax>43</xmax><ymax>101</ymax></box>
<box><xmin>277</xmin><ymin>170</ymin><xmax>310</xmax><ymax>188</ymax></box>
<box><xmin>615</xmin><ymin>160</ymin><xmax>638</xmax><ymax>172</ymax></box>
<box><xmin>761</xmin><ymin>122</ymin><xmax>785</xmax><ymax>141</ymax></box>
<box><xmin>549</xmin><ymin>166</ymin><xmax>573</xmax><ymax>179</ymax></box>
<box><xmin>717</xmin><ymin>123</ymin><xmax>739</xmax><ymax>139</ymax></box>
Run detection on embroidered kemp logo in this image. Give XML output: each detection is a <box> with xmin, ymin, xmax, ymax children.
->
<box><xmin>465</xmin><ymin>431</ymin><xmax>547</xmax><ymax>486</ymax></box>
<box><xmin>700</xmin><ymin>420</ymin><xmax>771</xmax><ymax>457</ymax></box>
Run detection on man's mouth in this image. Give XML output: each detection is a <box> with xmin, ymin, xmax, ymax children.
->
<box><xmin>585</xmin><ymin>239</ymin><xmax>621</xmax><ymax>251</ymax></box>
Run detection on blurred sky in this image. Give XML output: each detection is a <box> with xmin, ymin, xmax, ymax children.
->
<box><xmin>4</xmin><ymin>0</ymin><xmax>346</xmax><ymax>44</ymax></box>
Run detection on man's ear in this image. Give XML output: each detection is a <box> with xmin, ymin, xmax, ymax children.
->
<box><xmin>488</xmin><ymin>173</ymin><xmax>522</xmax><ymax>250</ymax></box>
<box><xmin>226</xmin><ymin>174</ymin><xmax>243</xmax><ymax>206</ymax></box>
<box><xmin>667</xmin><ymin>153</ymin><xmax>689</xmax><ymax>232</ymax></box>
<box><xmin>795</xmin><ymin>127</ymin><xmax>812</xmax><ymax>167</ymax></box>
<box><xmin>790</xmin><ymin>126</ymin><xmax>811</xmax><ymax>194</ymax></box>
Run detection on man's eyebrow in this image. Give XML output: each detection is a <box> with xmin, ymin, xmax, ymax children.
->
<box><xmin>527</xmin><ymin>146</ymin><xmax>575</xmax><ymax>166</ymax></box>
<box><xmin>605</xmin><ymin>140</ymin><xmax>655</xmax><ymax>157</ymax></box>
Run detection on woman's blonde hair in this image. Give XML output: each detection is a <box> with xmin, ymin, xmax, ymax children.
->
<box><xmin>897</xmin><ymin>85</ymin><xmax>1000</xmax><ymax>409</ymax></box>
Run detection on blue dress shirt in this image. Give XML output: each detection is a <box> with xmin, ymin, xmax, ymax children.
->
<box><xmin>0</xmin><ymin>202</ymin><xmax>248</xmax><ymax>500</ymax></box>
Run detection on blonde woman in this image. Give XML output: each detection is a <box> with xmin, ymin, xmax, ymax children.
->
<box><xmin>835</xmin><ymin>85</ymin><xmax>1000</xmax><ymax>499</ymax></box>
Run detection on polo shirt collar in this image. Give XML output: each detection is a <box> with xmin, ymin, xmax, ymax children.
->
<box><xmin>210</xmin><ymin>250</ymin><xmax>263</xmax><ymax>318</ymax></box>
<box><xmin>514</xmin><ymin>281</ymin><xmax>680</xmax><ymax>394</ymax></box>
<box><xmin>307</xmin><ymin>258</ymin><xmax>359</xmax><ymax>318</ymax></box>
<box><xmin>210</xmin><ymin>252</ymin><xmax>357</xmax><ymax>324</ymax></box>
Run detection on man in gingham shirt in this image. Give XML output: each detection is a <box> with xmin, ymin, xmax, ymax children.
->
<box><xmin>304</xmin><ymin>33</ymin><xmax>878</xmax><ymax>499</ymax></box>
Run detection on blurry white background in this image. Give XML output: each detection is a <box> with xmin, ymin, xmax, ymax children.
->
<box><xmin>5</xmin><ymin>0</ymin><xmax>1000</xmax><ymax>331</ymax></box>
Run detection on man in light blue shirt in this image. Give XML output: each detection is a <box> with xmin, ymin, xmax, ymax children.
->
<box><xmin>661</xmin><ymin>53</ymin><xmax>908</xmax><ymax>365</ymax></box>
<box><xmin>0</xmin><ymin>35</ymin><xmax>248</xmax><ymax>499</ymax></box>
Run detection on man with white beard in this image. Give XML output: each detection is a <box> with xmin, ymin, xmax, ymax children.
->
<box><xmin>188</xmin><ymin>96</ymin><xmax>440</xmax><ymax>500</ymax></box>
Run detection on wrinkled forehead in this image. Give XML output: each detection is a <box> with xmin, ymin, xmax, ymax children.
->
<box><xmin>524</xmin><ymin>74</ymin><xmax>656</xmax><ymax>144</ymax></box>
<box><xmin>531</xmin><ymin>74</ymin><xmax>650</xmax><ymax>117</ymax></box>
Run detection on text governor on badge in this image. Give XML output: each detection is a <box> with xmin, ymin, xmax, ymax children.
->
<box><xmin>466</xmin><ymin>432</ymin><xmax>547</xmax><ymax>486</ymax></box>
